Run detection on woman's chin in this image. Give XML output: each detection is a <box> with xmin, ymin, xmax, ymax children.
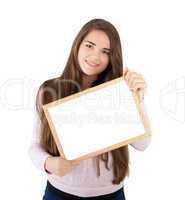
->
<box><xmin>81</xmin><ymin>67</ymin><xmax>98</xmax><ymax>76</ymax></box>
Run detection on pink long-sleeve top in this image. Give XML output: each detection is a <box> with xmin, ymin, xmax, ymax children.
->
<box><xmin>28</xmin><ymin>99</ymin><xmax>151</xmax><ymax>197</ymax></box>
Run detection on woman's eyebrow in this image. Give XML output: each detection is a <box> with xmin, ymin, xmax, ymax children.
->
<box><xmin>84</xmin><ymin>40</ymin><xmax>96</xmax><ymax>46</ymax></box>
<box><xmin>84</xmin><ymin>40</ymin><xmax>111</xmax><ymax>51</ymax></box>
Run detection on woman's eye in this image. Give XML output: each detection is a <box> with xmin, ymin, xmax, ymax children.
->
<box><xmin>102</xmin><ymin>50</ymin><xmax>110</xmax><ymax>55</ymax></box>
<box><xmin>85</xmin><ymin>44</ymin><xmax>92</xmax><ymax>48</ymax></box>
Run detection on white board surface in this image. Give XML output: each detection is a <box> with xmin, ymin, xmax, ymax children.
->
<box><xmin>43</xmin><ymin>77</ymin><xmax>149</xmax><ymax>160</ymax></box>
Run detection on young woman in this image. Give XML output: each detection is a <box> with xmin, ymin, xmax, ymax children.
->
<box><xmin>29</xmin><ymin>18</ymin><xmax>151</xmax><ymax>200</ymax></box>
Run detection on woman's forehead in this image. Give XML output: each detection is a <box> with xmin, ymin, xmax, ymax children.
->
<box><xmin>83</xmin><ymin>30</ymin><xmax>110</xmax><ymax>48</ymax></box>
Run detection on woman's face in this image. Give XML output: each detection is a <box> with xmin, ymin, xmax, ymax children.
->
<box><xmin>77</xmin><ymin>30</ymin><xmax>111</xmax><ymax>76</ymax></box>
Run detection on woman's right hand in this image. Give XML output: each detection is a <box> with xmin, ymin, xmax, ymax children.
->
<box><xmin>44</xmin><ymin>156</ymin><xmax>81</xmax><ymax>176</ymax></box>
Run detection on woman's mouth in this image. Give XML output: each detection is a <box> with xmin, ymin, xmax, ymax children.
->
<box><xmin>85</xmin><ymin>59</ymin><xmax>100</xmax><ymax>68</ymax></box>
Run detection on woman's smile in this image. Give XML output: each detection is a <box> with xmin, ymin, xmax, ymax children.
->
<box><xmin>85</xmin><ymin>59</ymin><xmax>100</xmax><ymax>68</ymax></box>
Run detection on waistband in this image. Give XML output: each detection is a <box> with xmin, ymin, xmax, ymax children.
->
<box><xmin>46</xmin><ymin>181</ymin><xmax>124</xmax><ymax>200</ymax></box>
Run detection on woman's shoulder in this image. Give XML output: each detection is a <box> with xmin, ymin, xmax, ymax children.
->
<box><xmin>39</xmin><ymin>76</ymin><xmax>62</xmax><ymax>89</ymax></box>
<box><xmin>36</xmin><ymin>76</ymin><xmax>64</xmax><ymax>104</ymax></box>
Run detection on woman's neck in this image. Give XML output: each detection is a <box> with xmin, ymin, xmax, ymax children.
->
<box><xmin>81</xmin><ymin>74</ymin><xmax>97</xmax><ymax>90</ymax></box>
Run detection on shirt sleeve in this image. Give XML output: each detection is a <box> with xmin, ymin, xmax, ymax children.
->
<box><xmin>129</xmin><ymin>96</ymin><xmax>151</xmax><ymax>151</ymax></box>
<box><xmin>28</xmin><ymin>106</ymin><xmax>51</xmax><ymax>172</ymax></box>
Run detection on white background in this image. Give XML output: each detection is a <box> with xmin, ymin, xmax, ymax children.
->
<box><xmin>0</xmin><ymin>0</ymin><xmax>185</xmax><ymax>199</ymax></box>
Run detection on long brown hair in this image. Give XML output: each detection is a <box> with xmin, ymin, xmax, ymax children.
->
<box><xmin>36</xmin><ymin>18</ymin><xmax>129</xmax><ymax>184</ymax></box>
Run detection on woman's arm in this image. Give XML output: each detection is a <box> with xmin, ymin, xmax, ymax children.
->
<box><xmin>130</xmin><ymin>137</ymin><xmax>151</xmax><ymax>151</ymax></box>
<box><xmin>28</xmin><ymin>106</ymin><xmax>81</xmax><ymax>175</ymax></box>
<box><xmin>123</xmin><ymin>67</ymin><xmax>151</xmax><ymax>151</ymax></box>
<box><xmin>129</xmin><ymin>97</ymin><xmax>151</xmax><ymax>151</ymax></box>
<box><xmin>28</xmin><ymin>107</ymin><xmax>51</xmax><ymax>172</ymax></box>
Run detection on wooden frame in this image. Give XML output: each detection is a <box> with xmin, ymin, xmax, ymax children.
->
<box><xmin>43</xmin><ymin>76</ymin><xmax>151</xmax><ymax>161</ymax></box>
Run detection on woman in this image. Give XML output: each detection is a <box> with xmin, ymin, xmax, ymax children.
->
<box><xmin>29</xmin><ymin>18</ymin><xmax>151</xmax><ymax>200</ymax></box>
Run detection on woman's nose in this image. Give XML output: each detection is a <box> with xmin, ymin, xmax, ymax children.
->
<box><xmin>90</xmin><ymin>51</ymin><xmax>101</xmax><ymax>64</ymax></box>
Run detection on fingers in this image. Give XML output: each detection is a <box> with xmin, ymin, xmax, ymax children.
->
<box><xmin>132</xmin><ymin>82</ymin><xmax>147</xmax><ymax>92</ymax></box>
<box><xmin>128</xmin><ymin>77</ymin><xmax>144</xmax><ymax>89</ymax></box>
<box><xmin>124</xmin><ymin>68</ymin><xmax>147</xmax><ymax>92</ymax></box>
<box><xmin>125</xmin><ymin>71</ymin><xmax>143</xmax><ymax>83</ymax></box>
<box><xmin>60</xmin><ymin>157</ymin><xmax>81</xmax><ymax>166</ymax></box>
<box><xmin>71</xmin><ymin>160</ymin><xmax>81</xmax><ymax>166</ymax></box>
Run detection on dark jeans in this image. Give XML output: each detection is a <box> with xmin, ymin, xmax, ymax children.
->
<box><xmin>43</xmin><ymin>181</ymin><xmax>126</xmax><ymax>200</ymax></box>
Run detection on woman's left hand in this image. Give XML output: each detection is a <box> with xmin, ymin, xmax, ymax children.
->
<box><xmin>123</xmin><ymin>67</ymin><xmax>147</xmax><ymax>101</ymax></box>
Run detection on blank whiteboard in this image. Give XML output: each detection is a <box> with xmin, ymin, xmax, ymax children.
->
<box><xmin>43</xmin><ymin>76</ymin><xmax>150</xmax><ymax>161</ymax></box>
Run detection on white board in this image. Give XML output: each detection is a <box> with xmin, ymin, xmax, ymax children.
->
<box><xmin>43</xmin><ymin>76</ymin><xmax>150</xmax><ymax>161</ymax></box>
